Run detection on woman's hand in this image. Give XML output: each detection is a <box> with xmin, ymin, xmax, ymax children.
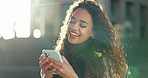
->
<box><xmin>49</xmin><ymin>56</ymin><xmax>78</xmax><ymax>78</ymax></box>
<box><xmin>39</xmin><ymin>54</ymin><xmax>56</xmax><ymax>78</ymax></box>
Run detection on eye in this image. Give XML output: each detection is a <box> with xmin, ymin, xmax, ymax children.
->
<box><xmin>80</xmin><ymin>20</ymin><xmax>87</xmax><ymax>28</ymax></box>
<box><xmin>69</xmin><ymin>18</ymin><xmax>75</xmax><ymax>23</ymax></box>
<box><xmin>80</xmin><ymin>24</ymin><xmax>86</xmax><ymax>28</ymax></box>
<box><xmin>80</xmin><ymin>22</ymin><xmax>87</xmax><ymax>28</ymax></box>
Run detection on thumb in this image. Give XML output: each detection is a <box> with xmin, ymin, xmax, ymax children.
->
<box><xmin>62</xmin><ymin>56</ymin><xmax>69</xmax><ymax>64</ymax></box>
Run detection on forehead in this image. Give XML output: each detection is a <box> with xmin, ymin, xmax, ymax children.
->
<box><xmin>72</xmin><ymin>8</ymin><xmax>92</xmax><ymax>22</ymax></box>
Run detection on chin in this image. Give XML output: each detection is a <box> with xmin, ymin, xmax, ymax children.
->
<box><xmin>68</xmin><ymin>39</ymin><xmax>78</xmax><ymax>44</ymax></box>
<box><xmin>67</xmin><ymin>36</ymin><xmax>81</xmax><ymax>44</ymax></box>
<box><xmin>69</xmin><ymin>40</ymin><xmax>77</xmax><ymax>44</ymax></box>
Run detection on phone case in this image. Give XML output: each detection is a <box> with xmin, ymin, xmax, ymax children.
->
<box><xmin>42</xmin><ymin>49</ymin><xmax>63</xmax><ymax>63</ymax></box>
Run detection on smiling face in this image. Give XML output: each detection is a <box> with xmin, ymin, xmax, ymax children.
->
<box><xmin>68</xmin><ymin>8</ymin><xmax>93</xmax><ymax>44</ymax></box>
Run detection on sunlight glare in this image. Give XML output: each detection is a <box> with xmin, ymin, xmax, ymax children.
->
<box><xmin>0</xmin><ymin>0</ymin><xmax>30</xmax><ymax>40</ymax></box>
<box><xmin>33</xmin><ymin>29</ymin><xmax>41</xmax><ymax>38</ymax></box>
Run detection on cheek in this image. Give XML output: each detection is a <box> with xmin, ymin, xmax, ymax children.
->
<box><xmin>68</xmin><ymin>24</ymin><xmax>73</xmax><ymax>31</ymax></box>
<box><xmin>83</xmin><ymin>27</ymin><xmax>93</xmax><ymax>35</ymax></box>
<box><xmin>81</xmin><ymin>29</ymin><xmax>92</xmax><ymax>38</ymax></box>
<box><xmin>68</xmin><ymin>25</ymin><xmax>71</xmax><ymax>33</ymax></box>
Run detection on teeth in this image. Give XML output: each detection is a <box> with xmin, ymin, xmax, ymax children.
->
<box><xmin>70</xmin><ymin>32</ymin><xmax>79</xmax><ymax>36</ymax></box>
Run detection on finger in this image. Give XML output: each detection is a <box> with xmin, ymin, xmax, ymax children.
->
<box><xmin>62</xmin><ymin>56</ymin><xmax>69</xmax><ymax>64</ymax></box>
<box><xmin>41</xmin><ymin>61</ymin><xmax>54</xmax><ymax>73</ymax></box>
<box><xmin>54</xmin><ymin>70</ymin><xmax>62</xmax><ymax>76</ymax></box>
<box><xmin>61</xmin><ymin>56</ymin><xmax>71</xmax><ymax>67</ymax></box>
<box><xmin>48</xmin><ymin>58</ymin><xmax>63</xmax><ymax>67</ymax></box>
<box><xmin>39</xmin><ymin>58</ymin><xmax>49</xmax><ymax>67</ymax></box>
<box><xmin>39</xmin><ymin>54</ymin><xmax>44</xmax><ymax>60</ymax></box>
<box><xmin>44</xmin><ymin>62</ymin><xmax>53</xmax><ymax>70</ymax></box>
<box><xmin>51</xmin><ymin>68</ymin><xmax>56</xmax><ymax>72</ymax></box>
<box><xmin>52</xmin><ymin>63</ymin><xmax>64</xmax><ymax>73</ymax></box>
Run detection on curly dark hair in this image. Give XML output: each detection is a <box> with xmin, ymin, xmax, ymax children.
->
<box><xmin>55</xmin><ymin>0</ymin><xmax>128</xmax><ymax>78</ymax></box>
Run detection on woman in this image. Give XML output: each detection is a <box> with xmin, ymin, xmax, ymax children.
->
<box><xmin>39</xmin><ymin>0</ymin><xmax>128</xmax><ymax>78</ymax></box>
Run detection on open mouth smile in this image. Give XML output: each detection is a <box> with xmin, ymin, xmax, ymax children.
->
<box><xmin>69</xmin><ymin>31</ymin><xmax>80</xmax><ymax>38</ymax></box>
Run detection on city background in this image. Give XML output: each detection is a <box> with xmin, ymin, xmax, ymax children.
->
<box><xmin>0</xmin><ymin>0</ymin><xmax>147</xmax><ymax>78</ymax></box>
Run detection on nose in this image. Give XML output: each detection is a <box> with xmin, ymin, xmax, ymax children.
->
<box><xmin>70</xmin><ymin>23</ymin><xmax>79</xmax><ymax>31</ymax></box>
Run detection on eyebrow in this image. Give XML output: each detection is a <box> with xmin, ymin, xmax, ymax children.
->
<box><xmin>71</xmin><ymin>16</ymin><xmax>88</xmax><ymax>24</ymax></box>
<box><xmin>80</xmin><ymin>20</ymin><xmax>88</xmax><ymax>24</ymax></box>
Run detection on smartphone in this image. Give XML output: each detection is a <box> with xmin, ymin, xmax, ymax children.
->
<box><xmin>42</xmin><ymin>49</ymin><xmax>63</xmax><ymax>63</ymax></box>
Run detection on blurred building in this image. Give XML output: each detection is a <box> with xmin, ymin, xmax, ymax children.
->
<box><xmin>103</xmin><ymin>0</ymin><xmax>148</xmax><ymax>77</ymax></box>
<box><xmin>31</xmin><ymin>0</ymin><xmax>73</xmax><ymax>38</ymax></box>
<box><xmin>108</xmin><ymin>0</ymin><xmax>148</xmax><ymax>40</ymax></box>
